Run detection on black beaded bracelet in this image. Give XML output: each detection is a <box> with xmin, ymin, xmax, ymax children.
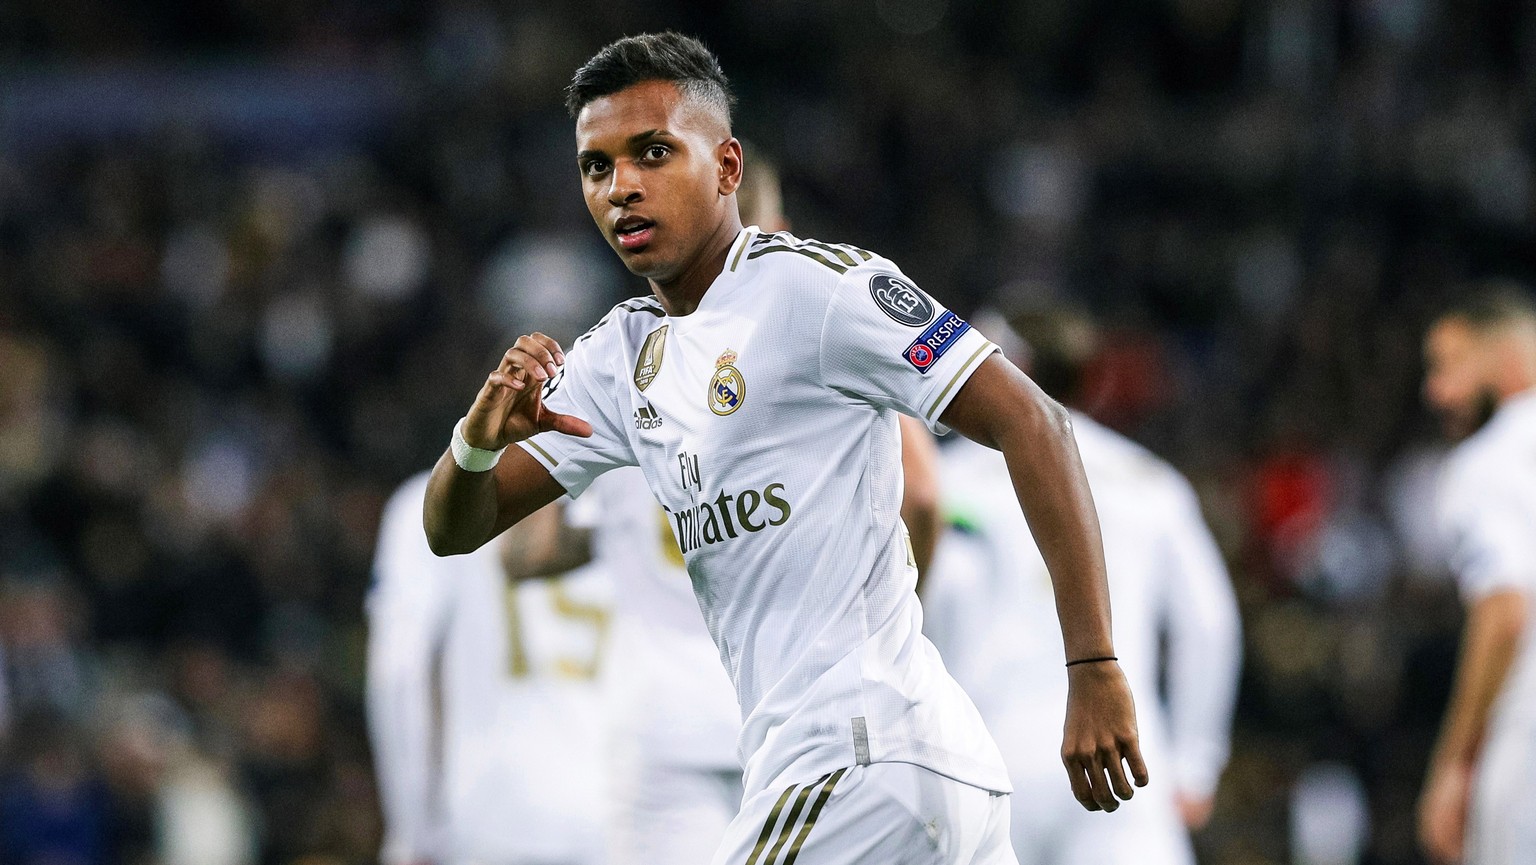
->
<box><xmin>1065</xmin><ymin>656</ymin><xmax>1118</xmax><ymax>668</ymax></box>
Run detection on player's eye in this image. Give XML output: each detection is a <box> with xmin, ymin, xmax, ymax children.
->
<box><xmin>582</xmin><ymin>159</ymin><xmax>610</xmax><ymax>178</ymax></box>
<box><xmin>641</xmin><ymin>144</ymin><xmax>669</xmax><ymax>161</ymax></box>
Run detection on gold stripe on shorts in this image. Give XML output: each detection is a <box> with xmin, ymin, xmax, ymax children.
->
<box><xmin>744</xmin><ymin>782</ymin><xmax>801</xmax><ymax>865</ymax></box>
<box><xmin>781</xmin><ymin>768</ymin><xmax>848</xmax><ymax>865</ymax></box>
<box><xmin>764</xmin><ymin>774</ymin><xmax>828</xmax><ymax>865</ymax></box>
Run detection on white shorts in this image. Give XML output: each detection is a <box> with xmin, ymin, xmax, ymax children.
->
<box><xmin>1466</xmin><ymin>726</ymin><xmax>1536</xmax><ymax>865</ymax></box>
<box><xmin>710</xmin><ymin>763</ymin><xmax>1016</xmax><ymax>865</ymax></box>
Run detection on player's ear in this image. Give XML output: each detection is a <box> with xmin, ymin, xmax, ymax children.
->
<box><xmin>718</xmin><ymin>138</ymin><xmax>743</xmax><ymax>196</ymax></box>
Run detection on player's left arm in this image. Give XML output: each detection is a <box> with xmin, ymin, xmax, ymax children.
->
<box><xmin>940</xmin><ymin>353</ymin><xmax>1148</xmax><ymax>813</ymax></box>
<box><xmin>898</xmin><ymin>414</ymin><xmax>941</xmax><ymax>585</ymax></box>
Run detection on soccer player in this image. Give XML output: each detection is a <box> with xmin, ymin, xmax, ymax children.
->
<box><xmin>367</xmin><ymin>473</ymin><xmax>610</xmax><ymax>865</ymax></box>
<box><xmin>923</xmin><ymin>310</ymin><xmax>1242</xmax><ymax>865</ymax></box>
<box><xmin>423</xmin><ymin>32</ymin><xmax>1145</xmax><ymax>863</ymax></box>
<box><xmin>505</xmin><ymin>145</ymin><xmax>943</xmax><ymax>865</ymax></box>
<box><xmin>1417</xmin><ymin>286</ymin><xmax>1536</xmax><ymax>865</ymax></box>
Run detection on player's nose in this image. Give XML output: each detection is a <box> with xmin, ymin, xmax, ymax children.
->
<box><xmin>608</xmin><ymin>161</ymin><xmax>644</xmax><ymax>207</ymax></box>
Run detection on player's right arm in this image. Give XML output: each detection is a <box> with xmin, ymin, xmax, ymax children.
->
<box><xmin>424</xmin><ymin>333</ymin><xmax>594</xmax><ymax>556</ymax></box>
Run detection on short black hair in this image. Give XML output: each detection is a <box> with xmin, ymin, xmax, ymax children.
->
<box><xmin>566</xmin><ymin>32</ymin><xmax>735</xmax><ymax>122</ymax></box>
<box><xmin>1437</xmin><ymin>281</ymin><xmax>1536</xmax><ymax>331</ymax></box>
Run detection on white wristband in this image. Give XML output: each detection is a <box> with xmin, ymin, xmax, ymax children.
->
<box><xmin>450</xmin><ymin>418</ymin><xmax>507</xmax><ymax>472</ymax></box>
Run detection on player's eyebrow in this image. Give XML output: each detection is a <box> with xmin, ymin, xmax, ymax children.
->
<box><xmin>627</xmin><ymin>129</ymin><xmax>672</xmax><ymax>145</ymax></box>
<box><xmin>577</xmin><ymin>129</ymin><xmax>677</xmax><ymax>162</ymax></box>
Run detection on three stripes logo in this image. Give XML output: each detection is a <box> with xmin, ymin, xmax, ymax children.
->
<box><xmin>744</xmin><ymin>768</ymin><xmax>847</xmax><ymax>865</ymax></box>
<box><xmin>633</xmin><ymin>404</ymin><xmax>663</xmax><ymax>430</ymax></box>
<box><xmin>745</xmin><ymin>232</ymin><xmax>873</xmax><ymax>275</ymax></box>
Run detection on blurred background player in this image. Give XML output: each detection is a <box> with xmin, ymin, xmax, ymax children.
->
<box><xmin>366</xmin><ymin>473</ymin><xmax>610</xmax><ymax>865</ymax></box>
<box><xmin>924</xmin><ymin>308</ymin><xmax>1242</xmax><ymax>865</ymax></box>
<box><xmin>1417</xmin><ymin>285</ymin><xmax>1536</xmax><ymax>865</ymax></box>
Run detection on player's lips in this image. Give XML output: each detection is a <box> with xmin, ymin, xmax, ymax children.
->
<box><xmin>614</xmin><ymin>216</ymin><xmax>656</xmax><ymax>251</ymax></box>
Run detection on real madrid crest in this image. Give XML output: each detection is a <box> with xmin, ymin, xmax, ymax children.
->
<box><xmin>633</xmin><ymin>324</ymin><xmax>668</xmax><ymax>391</ymax></box>
<box><xmin>708</xmin><ymin>349</ymin><xmax>745</xmax><ymax>416</ymax></box>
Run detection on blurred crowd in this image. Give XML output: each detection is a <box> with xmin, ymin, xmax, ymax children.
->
<box><xmin>0</xmin><ymin>1</ymin><xmax>1532</xmax><ymax>863</ymax></box>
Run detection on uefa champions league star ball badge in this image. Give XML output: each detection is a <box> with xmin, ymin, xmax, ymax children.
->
<box><xmin>709</xmin><ymin>349</ymin><xmax>746</xmax><ymax>416</ymax></box>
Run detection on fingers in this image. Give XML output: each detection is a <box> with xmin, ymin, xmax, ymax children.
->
<box><xmin>1124</xmin><ymin>735</ymin><xmax>1150</xmax><ymax>788</ymax></box>
<box><xmin>1087</xmin><ymin>750</ymin><xmax>1120</xmax><ymax>811</ymax></box>
<box><xmin>542</xmin><ymin>411</ymin><xmax>594</xmax><ymax>438</ymax></box>
<box><xmin>1063</xmin><ymin>758</ymin><xmax>1100</xmax><ymax>812</ymax></box>
<box><xmin>485</xmin><ymin>371</ymin><xmax>524</xmax><ymax>393</ymax></box>
<box><xmin>1104</xmin><ymin>746</ymin><xmax>1136</xmax><ymax>801</ymax></box>
<box><xmin>499</xmin><ymin>333</ymin><xmax>566</xmax><ymax>383</ymax></box>
<box><xmin>462</xmin><ymin>370</ymin><xmax>521</xmax><ymax>449</ymax></box>
<box><xmin>463</xmin><ymin>333</ymin><xmax>576</xmax><ymax>450</ymax></box>
<box><xmin>1064</xmin><ymin>738</ymin><xmax>1143</xmax><ymax>813</ymax></box>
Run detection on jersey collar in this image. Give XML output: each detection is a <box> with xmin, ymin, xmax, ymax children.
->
<box><xmin>665</xmin><ymin>226</ymin><xmax>758</xmax><ymax>326</ymax></box>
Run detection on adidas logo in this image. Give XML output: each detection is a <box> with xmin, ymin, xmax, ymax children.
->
<box><xmin>633</xmin><ymin>404</ymin><xmax>663</xmax><ymax>430</ymax></box>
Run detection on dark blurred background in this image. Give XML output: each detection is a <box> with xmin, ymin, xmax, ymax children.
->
<box><xmin>1</xmin><ymin>1</ymin><xmax>1532</xmax><ymax>863</ymax></box>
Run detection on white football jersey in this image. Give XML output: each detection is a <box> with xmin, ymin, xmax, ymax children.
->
<box><xmin>571</xmin><ymin>467</ymin><xmax>741</xmax><ymax>769</ymax></box>
<box><xmin>1439</xmin><ymin>388</ymin><xmax>1536</xmax><ymax>731</ymax></box>
<box><xmin>367</xmin><ymin>474</ymin><xmax>610</xmax><ymax>865</ymax></box>
<box><xmin>924</xmin><ymin>415</ymin><xmax>1242</xmax><ymax>802</ymax></box>
<box><xmin>517</xmin><ymin>227</ymin><xmax>1009</xmax><ymax>797</ymax></box>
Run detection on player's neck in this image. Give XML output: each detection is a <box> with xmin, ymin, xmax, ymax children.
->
<box><xmin>649</xmin><ymin>216</ymin><xmax>744</xmax><ymax>317</ymax></box>
<box><xmin>1498</xmin><ymin>378</ymin><xmax>1536</xmax><ymax>405</ymax></box>
<box><xmin>1494</xmin><ymin>353</ymin><xmax>1536</xmax><ymax>405</ymax></box>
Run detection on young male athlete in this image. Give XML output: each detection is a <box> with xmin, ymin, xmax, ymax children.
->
<box><xmin>924</xmin><ymin>310</ymin><xmax>1241</xmax><ymax>865</ymax></box>
<box><xmin>423</xmin><ymin>32</ymin><xmax>1145</xmax><ymax>862</ymax></box>
<box><xmin>494</xmin><ymin>147</ymin><xmax>945</xmax><ymax>865</ymax></box>
<box><xmin>1417</xmin><ymin>286</ymin><xmax>1536</xmax><ymax>865</ymax></box>
<box><xmin>368</xmin><ymin>473</ymin><xmax>610</xmax><ymax>865</ymax></box>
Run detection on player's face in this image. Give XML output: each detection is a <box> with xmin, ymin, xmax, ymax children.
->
<box><xmin>1424</xmin><ymin>318</ymin><xmax>1498</xmax><ymax>439</ymax></box>
<box><xmin>575</xmin><ymin>80</ymin><xmax>735</xmax><ymax>283</ymax></box>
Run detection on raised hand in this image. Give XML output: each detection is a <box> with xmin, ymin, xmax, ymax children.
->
<box><xmin>463</xmin><ymin>332</ymin><xmax>593</xmax><ymax>450</ymax></box>
<box><xmin>1061</xmin><ymin>660</ymin><xmax>1150</xmax><ymax>813</ymax></box>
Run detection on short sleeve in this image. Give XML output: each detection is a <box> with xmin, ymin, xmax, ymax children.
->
<box><xmin>1440</xmin><ymin>462</ymin><xmax>1536</xmax><ymax>600</ymax></box>
<box><xmin>819</xmin><ymin>265</ymin><xmax>998</xmax><ymax>433</ymax></box>
<box><xmin>515</xmin><ymin>322</ymin><xmax>636</xmax><ymax>498</ymax></box>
